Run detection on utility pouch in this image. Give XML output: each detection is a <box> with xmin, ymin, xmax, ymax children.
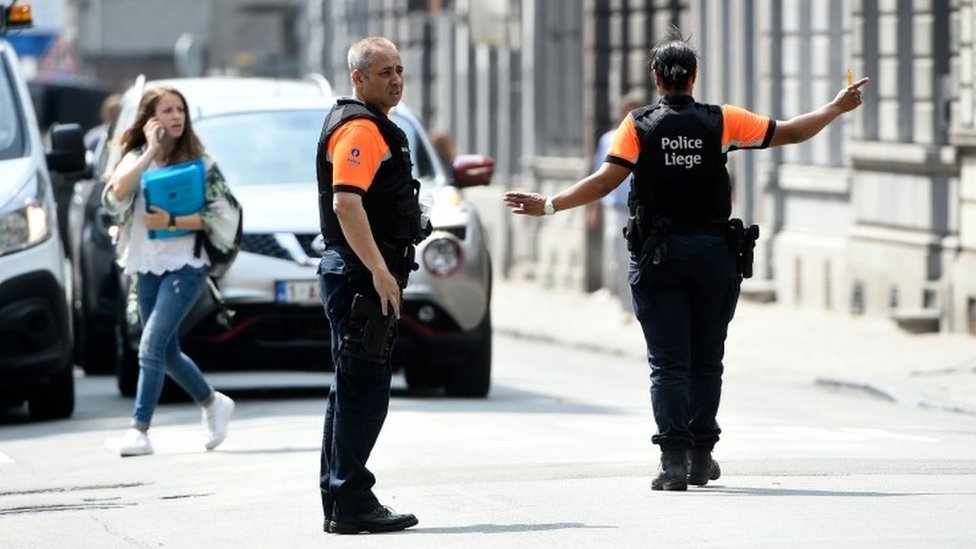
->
<box><xmin>338</xmin><ymin>293</ymin><xmax>397</xmax><ymax>363</ymax></box>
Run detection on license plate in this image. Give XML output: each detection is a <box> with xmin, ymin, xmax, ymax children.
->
<box><xmin>275</xmin><ymin>280</ymin><xmax>321</xmax><ymax>305</ymax></box>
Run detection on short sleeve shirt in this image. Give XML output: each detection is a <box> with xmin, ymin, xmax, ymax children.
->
<box><xmin>326</xmin><ymin>119</ymin><xmax>393</xmax><ymax>194</ymax></box>
<box><xmin>606</xmin><ymin>104</ymin><xmax>773</xmax><ymax>168</ymax></box>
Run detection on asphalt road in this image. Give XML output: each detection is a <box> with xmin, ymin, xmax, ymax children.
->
<box><xmin>2</xmin><ymin>333</ymin><xmax>975</xmax><ymax>548</ymax></box>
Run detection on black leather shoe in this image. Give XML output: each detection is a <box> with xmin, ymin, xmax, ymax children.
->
<box><xmin>651</xmin><ymin>450</ymin><xmax>688</xmax><ymax>491</ymax></box>
<box><xmin>328</xmin><ymin>506</ymin><xmax>418</xmax><ymax>534</ymax></box>
<box><xmin>687</xmin><ymin>450</ymin><xmax>721</xmax><ymax>486</ymax></box>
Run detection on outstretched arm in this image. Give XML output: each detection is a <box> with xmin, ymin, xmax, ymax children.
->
<box><xmin>503</xmin><ymin>162</ymin><xmax>631</xmax><ymax>216</ymax></box>
<box><xmin>768</xmin><ymin>77</ymin><xmax>869</xmax><ymax>147</ymax></box>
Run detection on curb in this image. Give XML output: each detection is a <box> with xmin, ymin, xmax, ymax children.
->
<box><xmin>493</xmin><ymin>327</ymin><xmax>635</xmax><ymax>358</ymax></box>
<box><xmin>495</xmin><ymin>325</ymin><xmax>976</xmax><ymax>417</ymax></box>
<box><xmin>815</xmin><ymin>377</ymin><xmax>976</xmax><ymax>416</ymax></box>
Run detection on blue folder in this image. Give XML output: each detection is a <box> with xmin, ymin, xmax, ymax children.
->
<box><xmin>142</xmin><ymin>158</ymin><xmax>206</xmax><ymax>239</ymax></box>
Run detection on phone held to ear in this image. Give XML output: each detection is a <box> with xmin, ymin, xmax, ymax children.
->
<box><xmin>156</xmin><ymin>126</ymin><xmax>166</xmax><ymax>142</ymax></box>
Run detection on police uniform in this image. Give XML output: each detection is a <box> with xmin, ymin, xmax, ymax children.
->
<box><xmin>315</xmin><ymin>98</ymin><xmax>427</xmax><ymax>521</ymax></box>
<box><xmin>605</xmin><ymin>94</ymin><xmax>774</xmax><ymax>453</ymax></box>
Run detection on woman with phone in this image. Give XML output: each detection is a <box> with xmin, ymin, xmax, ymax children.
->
<box><xmin>102</xmin><ymin>86</ymin><xmax>235</xmax><ymax>457</ymax></box>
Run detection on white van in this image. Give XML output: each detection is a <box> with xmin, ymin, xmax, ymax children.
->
<box><xmin>0</xmin><ymin>3</ymin><xmax>85</xmax><ymax>419</ymax></box>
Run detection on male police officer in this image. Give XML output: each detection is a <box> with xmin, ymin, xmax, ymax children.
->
<box><xmin>316</xmin><ymin>36</ymin><xmax>427</xmax><ymax>533</ymax></box>
<box><xmin>504</xmin><ymin>30</ymin><xmax>868</xmax><ymax>491</ymax></box>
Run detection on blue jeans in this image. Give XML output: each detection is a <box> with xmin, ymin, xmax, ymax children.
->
<box><xmin>629</xmin><ymin>234</ymin><xmax>741</xmax><ymax>451</ymax></box>
<box><xmin>132</xmin><ymin>265</ymin><xmax>214</xmax><ymax>430</ymax></box>
<box><xmin>318</xmin><ymin>249</ymin><xmax>393</xmax><ymax>520</ymax></box>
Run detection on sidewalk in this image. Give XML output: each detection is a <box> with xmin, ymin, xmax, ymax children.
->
<box><xmin>491</xmin><ymin>278</ymin><xmax>976</xmax><ymax>416</ymax></box>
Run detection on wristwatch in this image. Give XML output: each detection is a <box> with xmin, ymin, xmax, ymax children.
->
<box><xmin>543</xmin><ymin>197</ymin><xmax>556</xmax><ymax>216</ymax></box>
<box><xmin>167</xmin><ymin>214</ymin><xmax>177</xmax><ymax>232</ymax></box>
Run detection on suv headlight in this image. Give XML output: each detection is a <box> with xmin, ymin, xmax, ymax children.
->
<box><xmin>422</xmin><ymin>237</ymin><xmax>463</xmax><ymax>276</ymax></box>
<box><xmin>0</xmin><ymin>174</ymin><xmax>52</xmax><ymax>257</ymax></box>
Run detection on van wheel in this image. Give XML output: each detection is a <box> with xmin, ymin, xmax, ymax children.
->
<box><xmin>28</xmin><ymin>362</ymin><xmax>75</xmax><ymax>420</ymax></box>
<box><xmin>444</xmin><ymin>311</ymin><xmax>491</xmax><ymax>398</ymax></box>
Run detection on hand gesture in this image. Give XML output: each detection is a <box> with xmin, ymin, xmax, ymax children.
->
<box><xmin>832</xmin><ymin>77</ymin><xmax>870</xmax><ymax>113</ymax></box>
<box><xmin>503</xmin><ymin>191</ymin><xmax>545</xmax><ymax>216</ymax></box>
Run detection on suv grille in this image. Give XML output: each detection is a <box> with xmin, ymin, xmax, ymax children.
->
<box><xmin>241</xmin><ymin>234</ymin><xmax>289</xmax><ymax>259</ymax></box>
<box><xmin>242</xmin><ymin>233</ymin><xmax>324</xmax><ymax>261</ymax></box>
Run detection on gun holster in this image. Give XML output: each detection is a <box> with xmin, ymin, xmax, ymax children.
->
<box><xmin>727</xmin><ymin>219</ymin><xmax>760</xmax><ymax>278</ymax></box>
<box><xmin>338</xmin><ymin>293</ymin><xmax>397</xmax><ymax>363</ymax></box>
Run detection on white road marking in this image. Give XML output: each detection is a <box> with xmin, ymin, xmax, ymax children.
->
<box><xmin>0</xmin><ymin>450</ymin><xmax>14</xmax><ymax>464</ymax></box>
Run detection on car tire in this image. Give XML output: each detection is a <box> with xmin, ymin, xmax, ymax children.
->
<box><xmin>404</xmin><ymin>362</ymin><xmax>442</xmax><ymax>391</ymax></box>
<box><xmin>78</xmin><ymin>315</ymin><xmax>117</xmax><ymax>375</ymax></box>
<box><xmin>27</xmin><ymin>361</ymin><xmax>75</xmax><ymax>420</ymax></box>
<box><xmin>115</xmin><ymin>290</ymin><xmax>140</xmax><ymax>397</ymax></box>
<box><xmin>114</xmin><ymin>294</ymin><xmax>191</xmax><ymax>403</ymax></box>
<box><xmin>444</xmin><ymin>310</ymin><xmax>492</xmax><ymax>398</ymax></box>
<box><xmin>77</xmin><ymin>252</ymin><xmax>119</xmax><ymax>375</ymax></box>
<box><xmin>116</xmin><ymin>321</ymin><xmax>139</xmax><ymax>397</ymax></box>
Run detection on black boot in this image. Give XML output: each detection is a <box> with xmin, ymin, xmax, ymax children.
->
<box><xmin>687</xmin><ymin>449</ymin><xmax>721</xmax><ymax>486</ymax></box>
<box><xmin>651</xmin><ymin>450</ymin><xmax>688</xmax><ymax>491</ymax></box>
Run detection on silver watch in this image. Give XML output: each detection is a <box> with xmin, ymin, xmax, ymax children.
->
<box><xmin>543</xmin><ymin>197</ymin><xmax>556</xmax><ymax>216</ymax></box>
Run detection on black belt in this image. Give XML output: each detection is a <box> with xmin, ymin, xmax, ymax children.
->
<box><xmin>667</xmin><ymin>219</ymin><xmax>728</xmax><ymax>236</ymax></box>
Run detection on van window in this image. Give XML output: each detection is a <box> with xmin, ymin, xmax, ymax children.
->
<box><xmin>0</xmin><ymin>56</ymin><xmax>27</xmax><ymax>160</ymax></box>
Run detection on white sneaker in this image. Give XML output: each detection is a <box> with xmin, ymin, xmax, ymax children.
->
<box><xmin>202</xmin><ymin>392</ymin><xmax>235</xmax><ymax>450</ymax></box>
<box><xmin>119</xmin><ymin>428</ymin><xmax>153</xmax><ymax>457</ymax></box>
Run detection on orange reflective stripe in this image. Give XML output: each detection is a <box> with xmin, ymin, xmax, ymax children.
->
<box><xmin>326</xmin><ymin>119</ymin><xmax>391</xmax><ymax>191</ymax></box>
<box><xmin>721</xmin><ymin>105</ymin><xmax>771</xmax><ymax>152</ymax></box>
<box><xmin>606</xmin><ymin>115</ymin><xmax>640</xmax><ymax>166</ymax></box>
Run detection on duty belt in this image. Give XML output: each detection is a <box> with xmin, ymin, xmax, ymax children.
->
<box><xmin>667</xmin><ymin>218</ymin><xmax>728</xmax><ymax>236</ymax></box>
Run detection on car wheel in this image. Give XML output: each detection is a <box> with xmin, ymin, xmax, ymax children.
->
<box><xmin>115</xmin><ymin>320</ymin><xmax>139</xmax><ymax>397</ymax></box>
<box><xmin>113</xmin><ymin>292</ymin><xmax>190</xmax><ymax>403</ymax></box>
<box><xmin>78</xmin><ymin>254</ymin><xmax>119</xmax><ymax>375</ymax></box>
<box><xmin>404</xmin><ymin>362</ymin><xmax>442</xmax><ymax>391</ymax></box>
<box><xmin>444</xmin><ymin>310</ymin><xmax>492</xmax><ymax>398</ymax></box>
<box><xmin>27</xmin><ymin>361</ymin><xmax>75</xmax><ymax>420</ymax></box>
<box><xmin>115</xmin><ymin>292</ymin><xmax>139</xmax><ymax>397</ymax></box>
<box><xmin>78</xmin><ymin>314</ymin><xmax>117</xmax><ymax>375</ymax></box>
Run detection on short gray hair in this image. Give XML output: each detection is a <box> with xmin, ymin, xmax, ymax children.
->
<box><xmin>347</xmin><ymin>36</ymin><xmax>397</xmax><ymax>72</ymax></box>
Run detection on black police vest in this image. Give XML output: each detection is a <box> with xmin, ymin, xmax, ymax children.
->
<box><xmin>316</xmin><ymin>98</ymin><xmax>424</xmax><ymax>247</ymax></box>
<box><xmin>630</xmin><ymin>95</ymin><xmax>731</xmax><ymax>220</ymax></box>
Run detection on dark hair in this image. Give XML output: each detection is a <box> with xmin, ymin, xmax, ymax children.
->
<box><xmin>647</xmin><ymin>28</ymin><xmax>698</xmax><ymax>91</ymax></box>
<box><xmin>118</xmin><ymin>86</ymin><xmax>204</xmax><ymax>165</ymax></box>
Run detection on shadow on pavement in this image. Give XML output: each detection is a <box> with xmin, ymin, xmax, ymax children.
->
<box><xmin>410</xmin><ymin>522</ymin><xmax>615</xmax><ymax>534</ymax></box>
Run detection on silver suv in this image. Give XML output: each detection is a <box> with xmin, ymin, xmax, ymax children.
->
<box><xmin>75</xmin><ymin>76</ymin><xmax>495</xmax><ymax>397</ymax></box>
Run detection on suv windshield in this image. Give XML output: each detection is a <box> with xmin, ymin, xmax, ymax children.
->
<box><xmin>193</xmin><ymin>109</ymin><xmax>438</xmax><ymax>187</ymax></box>
<box><xmin>0</xmin><ymin>54</ymin><xmax>26</xmax><ymax>160</ymax></box>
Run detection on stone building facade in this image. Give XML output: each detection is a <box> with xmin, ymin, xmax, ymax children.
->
<box><xmin>316</xmin><ymin>0</ymin><xmax>975</xmax><ymax>336</ymax></box>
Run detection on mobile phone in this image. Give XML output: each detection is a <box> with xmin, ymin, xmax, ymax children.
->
<box><xmin>155</xmin><ymin>126</ymin><xmax>165</xmax><ymax>141</ymax></box>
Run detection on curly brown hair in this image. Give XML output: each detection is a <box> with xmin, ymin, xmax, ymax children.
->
<box><xmin>118</xmin><ymin>86</ymin><xmax>204</xmax><ymax>164</ymax></box>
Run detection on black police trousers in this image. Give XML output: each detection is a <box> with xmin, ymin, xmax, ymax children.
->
<box><xmin>317</xmin><ymin>248</ymin><xmax>394</xmax><ymax>520</ymax></box>
<box><xmin>629</xmin><ymin>233</ymin><xmax>741</xmax><ymax>452</ymax></box>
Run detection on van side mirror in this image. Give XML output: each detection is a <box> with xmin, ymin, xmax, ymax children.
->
<box><xmin>46</xmin><ymin>123</ymin><xmax>87</xmax><ymax>173</ymax></box>
<box><xmin>451</xmin><ymin>154</ymin><xmax>494</xmax><ymax>188</ymax></box>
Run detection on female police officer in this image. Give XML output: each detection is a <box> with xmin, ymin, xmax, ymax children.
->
<box><xmin>504</xmin><ymin>31</ymin><xmax>868</xmax><ymax>491</ymax></box>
